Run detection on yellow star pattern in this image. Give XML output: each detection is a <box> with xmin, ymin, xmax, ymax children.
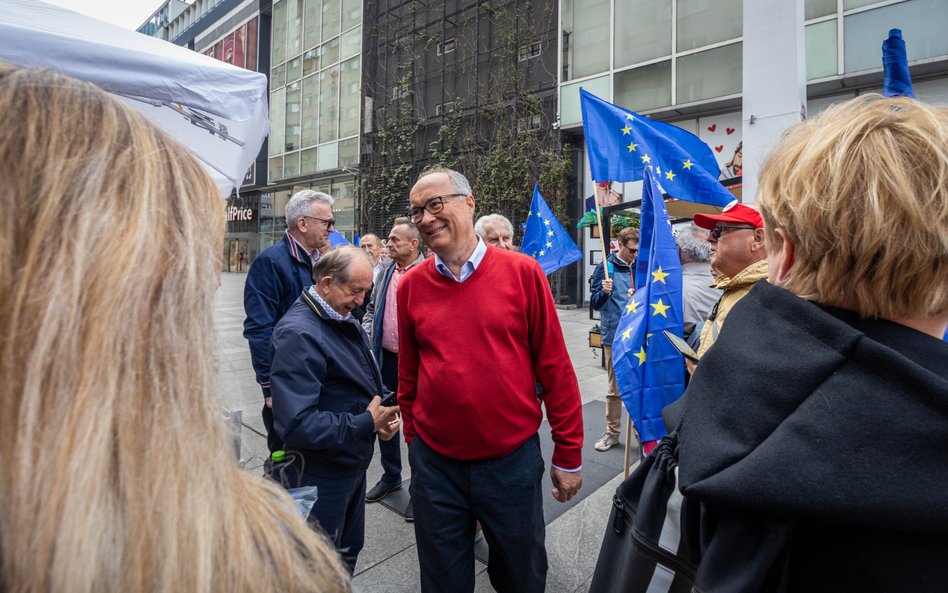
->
<box><xmin>539</xmin><ymin>250</ymin><xmax>546</xmax><ymax>256</ymax></box>
<box><xmin>543</xmin><ymin>219</ymin><xmax>550</xmax><ymax>226</ymax></box>
<box><xmin>665</xmin><ymin>170</ymin><xmax>676</xmax><ymax>181</ymax></box>
<box><xmin>547</xmin><ymin>230</ymin><xmax>554</xmax><ymax>237</ymax></box>
<box><xmin>651</xmin><ymin>267</ymin><xmax>669</xmax><ymax>284</ymax></box>
<box><xmin>621</xmin><ymin>125</ymin><xmax>632</xmax><ymax>135</ymax></box>
<box><xmin>626</xmin><ymin>114</ymin><xmax>634</xmax><ymax>121</ymax></box>
<box><xmin>627</xmin><ymin>141</ymin><xmax>637</xmax><ymax>152</ymax></box>
<box><xmin>546</xmin><ymin>242</ymin><xmax>552</xmax><ymax>248</ymax></box>
<box><xmin>622</xmin><ymin>327</ymin><xmax>632</xmax><ymax>341</ymax></box>
<box><xmin>625</xmin><ymin>299</ymin><xmax>640</xmax><ymax>314</ymax></box>
<box><xmin>682</xmin><ymin>160</ymin><xmax>693</xmax><ymax>170</ymax></box>
<box><xmin>651</xmin><ymin>298</ymin><xmax>670</xmax><ymax>317</ymax></box>
<box><xmin>656</xmin><ymin>167</ymin><xmax>662</xmax><ymax>176</ymax></box>
<box><xmin>527</xmin><ymin>210</ymin><xmax>533</xmax><ymax>217</ymax></box>
<box><xmin>641</xmin><ymin>154</ymin><xmax>651</xmax><ymax>164</ymax></box>
<box><xmin>633</xmin><ymin>347</ymin><xmax>647</xmax><ymax>365</ymax></box>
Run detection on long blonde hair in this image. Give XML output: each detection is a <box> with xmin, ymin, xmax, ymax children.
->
<box><xmin>0</xmin><ymin>65</ymin><xmax>349</xmax><ymax>593</ymax></box>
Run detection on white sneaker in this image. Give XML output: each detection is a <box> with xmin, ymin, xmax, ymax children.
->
<box><xmin>594</xmin><ymin>431</ymin><xmax>620</xmax><ymax>452</ymax></box>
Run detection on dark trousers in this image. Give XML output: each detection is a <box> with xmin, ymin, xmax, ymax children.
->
<box><xmin>299</xmin><ymin>469</ymin><xmax>367</xmax><ymax>573</ymax></box>
<box><xmin>261</xmin><ymin>402</ymin><xmax>283</xmax><ymax>453</ymax></box>
<box><xmin>377</xmin><ymin>349</ymin><xmax>402</xmax><ymax>483</ymax></box>
<box><xmin>409</xmin><ymin>435</ymin><xmax>547</xmax><ymax>593</ymax></box>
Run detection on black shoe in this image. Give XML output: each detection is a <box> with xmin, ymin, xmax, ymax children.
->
<box><xmin>365</xmin><ymin>479</ymin><xmax>401</xmax><ymax>503</ymax></box>
<box><xmin>404</xmin><ymin>500</ymin><xmax>414</xmax><ymax>522</ymax></box>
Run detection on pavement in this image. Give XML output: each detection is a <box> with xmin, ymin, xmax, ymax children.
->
<box><xmin>214</xmin><ymin>272</ymin><xmax>638</xmax><ymax>593</ymax></box>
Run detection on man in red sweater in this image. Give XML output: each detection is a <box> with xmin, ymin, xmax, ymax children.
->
<box><xmin>397</xmin><ymin>168</ymin><xmax>584</xmax><ymax>593</ymax></box>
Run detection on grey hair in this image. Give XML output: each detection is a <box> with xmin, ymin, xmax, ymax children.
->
<box><xmin>285</xmin><ymin>189</ymin><xmax>334</xmax><ymax>228</ymax></box>
<box><xmin>311</xmin><ymin>246</ymin><xmax>371</xmax><ymax>283</ymax></box>
<box><xmin>676</xmin><ymin>223</ymin><xmax>712</xmax><ymax>263</ymax></box>
<box><xmin>417</xmin><ymin>167</ymin><xmax>473</xmax><ymax>196</ymax></box>
<box><xmin>474</xmin><ymin>214</ymin><xmax>513</xmax><ymax>238</ymax></box>
<box><xmin>391</xmin><ymin>216</ymin><xmax>422</xmax><ymax>243</ymax></box>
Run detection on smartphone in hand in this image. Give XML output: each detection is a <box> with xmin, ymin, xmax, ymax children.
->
<box><xmin>662</xmin><ymin>329</ymin><xmax>701</xmax><ymax>364</ymax></box>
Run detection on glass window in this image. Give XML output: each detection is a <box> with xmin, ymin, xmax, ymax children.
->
<box><xmin>844</xmin><ymin>0</ymin><xmax>948</xmax><ymax>73</ymax></box>
<box><xmin>844</xmin><ymin>0</ymin><xmax>884</xmax><ymax>9</ymax></box>
<box><xmin>676</xmin><ymin>0</ymin><xmax>742</xmax><ymax>53</ymax></box>
<box><xmin>339</xmin><ymin>57</ymin><xmax>360</xmax><ymax>137</ymax></box>
<box><xmin>284</xmin><ymin>151</ymin><xmax>301</xmax><ymax>178</ymax></box>
<box><xmin>322</xmin><ymin>0</ymin><xmax>340</xmax><ymax>40</ymax></box>
<box><xmin>676</xmin><ymin>42</ymin><xmax>742</xmax><ymax>103</ymax></box>
<box><xmin>301</xmin><ymin>147</ymin><xmax>318</xmax><ymax>173</ymax></box>
<box><xmin>272</xmin><ymin>0</ymin><xmax>287</xmax><ymax>64</ymax></box>
<box><xmin>285</xmin><ymin>81</ymin><xmax>301</xmax><ymax>151</ymax></box>
<box><xmin>301</xmin><ymin>74</ymin><xmax>319</xmax><ymax>147</ymax></box>
<box><xmin>805</xmin><ymin>0</ymin><xmax>836</xmax><ymax>20</ymax></box>
<box><xmin>340</xmin><ymin>26</ymin><xmax>361</xmax><ymax>61</ymax></box>
<box><xmin>317</xmin><ymin>142</ymin><xmax>339</xmax><ymax>171</ymax></box>
<box><xmin>271</xmin><ymin>62</ymin><xmax>287</xmax><ymax>88</ymax></box>
<box><xmin>303</xmin><ymin>0</ymin><xmax>321</xmax><ymax>51</ymax></box>
<box><xmin>615</xmin><ymin>0</ymin><xmax>671</xmax><ymax>68</ymax></box>
<box><xmin>269</xmin><ymin>155</ymin><xmax>284</xmax><ymax>181</ymax></box>
<box><xmin>338</xmin><ymin>137</ymin><xmax>359</xmax><ymax>166</ymax></box>
<box><xmin>286</xmin><ymin>55</ymin><xmax>302</xmax><ymax>83</ymax></box>
<box><xmin>342</xmin><ymin>0</ymin><xmax>361</xmax><ymax>31</ymax></box>
<box><xmin>318</xmin><ymin>65</ymin><xmax>340</xmax><ymax>143</ymax></box>
<box><xmin>303</xmin><ymin>48</ymin><xmax>319</xmax><ymax>76</ymax></box>
<box><xmin>561</xmin><ymin>0</ymin><xmax>610</xmax><ymax>80</ymax></box>
<box><xmin>320</xmin><ymin>36</ymin><xmax>340</xmax><ymax>67</ymax></box>
<box><xmin>559</xmin><ymin>75</ymin><xmax>610</xmax><ymax>127</ymax></box>
<box><xmin>269</xmin><ymin>87</ymin><xmax>285</xmax><ymax>157</ymax></box>
<box><xmin>286</xmin><ymin>0</ymin><xmax>303</xmax><ymax>58</ymax></box>
<box><xmin>806</xmin><ymin>19</ymin><xmax>837</xmax><ymax>79</ymax></box>
<box><xmin>615</xmin><ymin>61</ymin><xmax>672</xmax><ymax>112</ymax></box>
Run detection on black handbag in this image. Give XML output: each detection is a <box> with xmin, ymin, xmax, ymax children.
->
<box><xmin>589</xmin><ymin>430</ymin><xmax>702</xmax><ymax>593</ymax></box>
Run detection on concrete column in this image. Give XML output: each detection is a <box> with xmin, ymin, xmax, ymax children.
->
<box><xmin>741</xmin><ymin>0</ymin><xmax>807</xmax><ymax>204</ymax></box>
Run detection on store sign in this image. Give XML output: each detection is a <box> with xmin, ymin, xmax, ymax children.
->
<box><xmin>226</xmin><ymin>205</ymin><xmax>254</xmax><ymax>222</ymax></box>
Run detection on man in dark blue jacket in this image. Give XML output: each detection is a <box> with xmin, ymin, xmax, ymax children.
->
<box><xmin>589</xmin><ymin>226</ymin><xmax>638</xmax><ymax>453</ymax></box>
<box><xmin>243</xmin><ymin>190</ymin><xmax>335</xmax><ymax>452</ymax></box>
<box><xmin>270</xmin><ymin>247</ymin><xmax>400</xmax><ymax>572</ymax></box>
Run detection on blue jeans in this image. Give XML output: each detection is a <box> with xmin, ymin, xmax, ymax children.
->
<box><xmin>409</xmin><ymin>434</ymin><xmax>547</xmax><ymax>593</ymax></box>
<box><xmin>297</xmin><ymin>469</ymin><xmax>366</xmax><ymax>573</ymax></box>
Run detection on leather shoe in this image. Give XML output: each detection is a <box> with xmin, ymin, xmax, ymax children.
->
<box><xmin>404</xmin><ymin>499</ymin><xmax>414</xmax><ymax>522</ymax></box>
<box><xmin>365</xmin><ymin>479</ymin><xmax>401</xmax><ymax>503</ymax></box>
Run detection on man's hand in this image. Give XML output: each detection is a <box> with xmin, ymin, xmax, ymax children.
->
<box><xmin>377</xmin><ymin>414</ymin><xmax>401</xmax><ymax>441</ymax></box>
<box><xmin>685</xmin><ymin>359</ymin><xmax>697</xmax><ymax>376</ymax></box>
<box><xmin>601</xmin><ymin>278</ymin><xmax>613</xmax><ymax>295</ymax></box>
<box><xmin>265</xmin><ymin>396</ymin><xmax>272</xmax><ymax>409</ymax></box>
<box><xmin>550</xmin><ymin>467</ymin><xmax>583</xmax><ymax>503</ymax></box>
<box><xmin>367</xmin><ymin>395</ymin><xmax>399</xmax><ymax>432</ymax></box>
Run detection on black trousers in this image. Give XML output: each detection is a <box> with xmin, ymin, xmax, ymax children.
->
<box><xmin>409</xmin><ymin>434</ymin><xmax>547</xmax><ymax>593</ymax></box>
<box><xmin>376</xmin><ymin>349</ymin><xmax>402</xmax><ymax>483</ymax></box>
<box><xmin>262</xmin><ymin>402</ymin><xmax>283</xmax><ymax>453</ymax></box>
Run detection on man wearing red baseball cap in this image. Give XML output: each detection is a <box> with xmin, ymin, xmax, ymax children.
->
<box><xmin>691</xmin><ymin>203</ymin><xmax>768</xmax><ymax>358</ymax></box>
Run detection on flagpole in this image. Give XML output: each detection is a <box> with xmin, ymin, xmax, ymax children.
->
<box><xmin>594</xmin><ymin>182</ymin><xmax>611</xmax><ymax>281</ymax></box>
<box><xmin>623</xmin><ymin>419</ymin><xmax>633</xmax><ymax>478</ymax></box>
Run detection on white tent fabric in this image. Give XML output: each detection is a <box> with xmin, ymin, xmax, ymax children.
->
<box><xmin>0</xmin><ymin>0</ymin><xmax>269</xmax><ymax>196</ymax></box>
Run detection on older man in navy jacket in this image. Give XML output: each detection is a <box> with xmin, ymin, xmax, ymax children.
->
<box><xmin>270</xmin><ymin>247</ymin><xmax>399</xmax><ymax>572</ymax></box>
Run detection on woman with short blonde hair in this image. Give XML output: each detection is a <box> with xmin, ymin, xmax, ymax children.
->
<box><xmin>0</xmin><ymin>65</ymin><xmax>349</xmax><ymax>593</ymax></box>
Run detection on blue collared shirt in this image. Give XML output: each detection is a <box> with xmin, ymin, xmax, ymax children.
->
<box><xmin>434</xmin><ymin>237</ymin><xmax>487</xmax><ymax>282</ymax></box>
<box><xmin>287</xmin><ymin>230</ymin><xmax>320</xmax><ymax>266</ymax></box>
<box><xmin>307</xmin><ymin>286</ymin><xmax>350</xmax><ymax>321</ymax></box>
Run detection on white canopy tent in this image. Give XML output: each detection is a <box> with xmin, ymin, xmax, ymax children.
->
<box><xmin>0</xmin><ymin>0</ymin><xmax>269</xmax><ymax>197</ymax></box>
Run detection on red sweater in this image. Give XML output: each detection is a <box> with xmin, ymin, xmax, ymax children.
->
<box><xmin>396</xmin><ymin>246</ymin><xmax>583</xmax><ymax>469</ymax></box>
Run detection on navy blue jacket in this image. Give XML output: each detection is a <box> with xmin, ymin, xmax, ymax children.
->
<box><xmin>243</xmin><ymin>232</ymin><xmax>314</xmax><ymax>397</ymax></box>
<box><xmin>270</xmin><ymin>290</ymin><xmax>384</xmax><ymax>477</ymax></box>
<box><xmin>590</xmin><ymin>253</ymin><xmax>634</xmax><ymax>345</ymax></box>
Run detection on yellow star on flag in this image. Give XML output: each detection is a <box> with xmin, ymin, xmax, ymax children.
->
<box><xmin>651</xmin><ymin>267</ymin><xmax>669</xmax><ymax>284</ymax></box>
<box><xmin>665</xmin><ymin>170</ymin><xmax>676</xmax><ymax>181</ymax></box>
<box><xmin>627</xmin><ymin>141</ymin><xmax>637</xmax><ymax>152</ymax></box>
<box><xmin>634</xmin><ymin>347</ymin><xmax>647</xmax><ymax>365</ymax></box>
<box><xmin>547</xmin><ymin>230</ymin><xmax>554</xmax><ymax>237</ymax></box>
<box><xmin>539</xmin><ymin>250</ymin><xmax>546</xmax><ymax>256</ymax></box>
<box><xmin>682</xmin><ymin>160</ymin><xmax>693</xmax><ymax>170</ymax></box>
<box><xmin>641</xmin><ymin>154</ymin><xmax>651</xmax><ymax>164</ymax></box>
<box><xmin>621</xmin><ymin>125</ymin><xmax>631</xmax><ymax>135</ymax></box>
<box><xmin>625</xmin><ymin>299</ymin><xmax>640</xmax><ymax>314</ymax></box>
<box><xmin>545</xmin><ymin>242</ymin><xmax>552</xmax><ymax>248</ymax></box>
<box><xmin>651</xmin><ymin>298</ymin><xmax>670</xmax><ymax>317</ymax></box>
<box><xmin>527</xmin><ymin>210</ymin><xmax>532</xmax><ymax>217</ymax></box>
<box><xmin>543</xmin><ymin>219</ymin><xmax>550</xmax><ymax>226</ymax></box>
<box><xmin>656</xmin><ymin>167</ymin><xmax>662</xmax><ymax>176</ymax></box>
<box><xmin>626</xmin><ymin>114</ymin><xmax>634</xmax><ymax>121</ymax></box>
<box><xmin>622</xmin><ymin>327</ymin><xmax>632</xmax><ymax>341</ymax></box>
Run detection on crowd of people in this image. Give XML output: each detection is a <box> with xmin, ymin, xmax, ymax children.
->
<box><xmin>4</xmin><ymin>60</ymin><xmax>946</xmax><ymax>593</ymax></box>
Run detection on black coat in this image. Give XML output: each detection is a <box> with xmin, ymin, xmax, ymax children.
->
<box><xmin>672</xmin><ymin>281</ymin><xmax>948</xmax><ymax>592</ymax></box>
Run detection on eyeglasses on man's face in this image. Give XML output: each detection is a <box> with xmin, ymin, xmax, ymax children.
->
<box><xmin>709</xmin><ymin>224</ymin><xmax>756</xmax><ymax>240</ymax></box>
<box><xmin>406</xmin><ymin>193</ymin><xmax>467</xmax><ymax>224</ymax></box>
<box><xmin>302</xmin><ymin>215</ymin><xmax>335</xmax><ymax>229</ymax></box>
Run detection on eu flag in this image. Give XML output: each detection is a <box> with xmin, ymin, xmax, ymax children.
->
<box><xmin>328</xmin><ymin>230</ymin><xmax>351</xmax><ymax>248</ymax></box>
<box><xmin>521</xmin><ymin>182</ymin><xmax>583</xmax><ymax>275</ymax></box>
<box><xmin>580</xmin><ymin>88</ymin><xmax>736</xmax><ymax>208</ymax></box>
<box><xmin>611</xmin><ymin>170</ymin><xmax>685</xmax><ymax>442</ymax></box>
<box><xmin>883</xmin><ymin>29</ymin><xmax>915</xmax><ymax>98</ymax></box>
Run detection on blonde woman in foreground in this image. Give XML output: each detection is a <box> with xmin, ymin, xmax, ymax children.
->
<box><xmin>0</xmin><ymin>64</ymin><xmax>350</xmax><ymax>593</ymax></box>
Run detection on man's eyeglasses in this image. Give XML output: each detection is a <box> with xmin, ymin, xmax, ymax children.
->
<box><xmin>709</xmin><ymin>224</ymin><xmax>756</xmax><ymax>240</ymax></box>
<box><xmin>406</xmin><ymin>193</ymin><xmax>467</xmax><ymax>224</ymax></box>
<box><xmin>302</xmin><ymin>215</ymin><xmax>335</xmax><ymax>229</ymax></box>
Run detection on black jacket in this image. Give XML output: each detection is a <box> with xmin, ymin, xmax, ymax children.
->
<box><xmin>270</xmin><ymin>290</ymin><xmax>385</xmax><ymax>477</ymax></box>
<box><xmin>674</xmin><ymin>280</ymin><xmax>948</xmax><ymax>592</ymax></box>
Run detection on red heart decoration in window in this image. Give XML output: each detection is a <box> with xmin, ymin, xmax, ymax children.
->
<box><xmin>714</xmin><ymin>145</ymin><xmax>724</xmax><ymax>153</ymax></box>
<box><xmin>707</xmin><ymin>124</ymin><xmax>717</xmax><ymax>132</ymax></box>
<box><xmin>726</xmin><ymin>127</ymin><xmax>735</xmax><ymax>135</ymax></box>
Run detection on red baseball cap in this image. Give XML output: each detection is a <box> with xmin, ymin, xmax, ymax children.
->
<box><xmin>693</xmin><ymin>203</ymin><xmax>764</xmax><ymax>230</ymax></box>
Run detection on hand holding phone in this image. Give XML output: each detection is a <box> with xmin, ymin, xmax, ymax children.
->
<box><xmin>662</xmin><ymin>329</ymin><xmax>701</xmax><ymax>364</ymax></box>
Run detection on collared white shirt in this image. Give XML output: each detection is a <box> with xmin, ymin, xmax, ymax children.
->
<box><xmin>307</xmin><ymin>286</ymin><xmax>350</xmax><ymax>321</ymax></box>
<box><xmin>434</xmin><ymin>236</ymin><xmax>487</xmax><ymax>282</ymax></box>
<box><xmin>287</xmin><ymin>230</ymin><xmax>320</xmax><ymax>266</ymax></box>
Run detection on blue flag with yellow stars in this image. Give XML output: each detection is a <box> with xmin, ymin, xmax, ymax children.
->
<box><xmin>580</xmin><ymin>88</ymin><xmax>736</xmax><ymax>208</ymax></box>
<box><xmin>328</xmin><ymin>230</ymin><xmax>350</xmax><ymax>248</ymax></box>
<box><xmin>611</xmin><ymin>170</ymin><xmax>685</xmax><ymax>442</ymax></box>
<box><xmin>521</xmin><ymin>182</ymin><xmax>583</xmax><ymax>275</ymax></box>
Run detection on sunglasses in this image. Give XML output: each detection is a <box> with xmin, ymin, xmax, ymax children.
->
<box><xmin>709</xmin><ymin>224</ymin><xmax>756</xmax><ymax>240</ymax></box>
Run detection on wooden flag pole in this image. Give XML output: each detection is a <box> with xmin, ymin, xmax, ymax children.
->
<box><xmin>623</xmin><ymin>414</ymin><xmax>633</xmax><ymax>478</ymax></box>
<box><xmin>594</xmin><ymin>182</ymin><xmax>610</xmax><ymax>281</ymax></box>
